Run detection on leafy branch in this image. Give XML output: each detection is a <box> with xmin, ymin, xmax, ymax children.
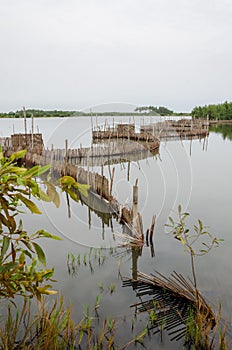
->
<box><xmin>0</xmin><ymin>148</ymin><xmax>89</xmax><ymax>300</ymax></box>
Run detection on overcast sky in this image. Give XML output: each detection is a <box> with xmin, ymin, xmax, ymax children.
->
<box><xmin>1</xmin><ymin>0</ymin><xmax>232</xmax><ymax>112</ymax></box>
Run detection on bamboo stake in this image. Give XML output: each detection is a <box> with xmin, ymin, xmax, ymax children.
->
<box><xmin>23</xmin><ymin>106</ymin><xmax>27</xmax><ymax>135</ymax></box>
<box><xmin>31</xmin><ymin>113</ymin><xmax>34</xmax><ymax>149</ymax></box>
<box><xmin>109</xmin><ymin>167</ymin><xmax>115</xmax><ymax>198</ymax></box>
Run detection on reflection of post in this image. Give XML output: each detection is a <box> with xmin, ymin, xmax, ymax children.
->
<box><xmin>66</xmin><ymin>192</ymin><xmax>71</xmax><ymax>219</ymax></box>
<box><xmin>132</xmin><ymin>246</ymin><xmax>142</xmax><ymax>281</ymax></box>
<box><xmin>102</xmin><ymin>220</ymin><xmax>105</xmax><ymax>240</ymax></box>
<box><xmin>127</xmin><ymin>161</ymin><xmax>130</xmax><ymax>181</ymax></box>
<box><xmin>88</xmin><ymin>206</ymin><xmax>91</xmax><ymax>229</ymax></box>
<box><xmin>132</xmin><ymin>179</ymin><xmax>138</xmax><ymax>221</ymax></box>
<box><xmin>149</xmin><ymin>215</ymin><xmax>155</xmax><ymax>245</ymax></box>
<box><xmin>203</xmin><ymin>136</ymin><xmax>206</xmax><ymax>151</ymax></box>
<box><xmin>150</xmin><ymin>243</ymin><xmax>155</xmax><ymax>257</ymax></box>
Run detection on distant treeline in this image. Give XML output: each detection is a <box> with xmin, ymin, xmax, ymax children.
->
<box><xmin>0</xmin><ymin>109</ymin><xmax>78</xmax><ymax>118</ymax></box>
<box><xmin>192</xmin><ymin>101</ymin><xmax>232</xmax><ymax>120</ymax></box>
<box><xmin>134</xmin><ymin>105</ymin><xmax>174</xmax><ymax>115</ymax></box>
<box><xmin>0</xmin><ymin>107</ymin><xmax>189</xmax><ymax>118</ymax></box>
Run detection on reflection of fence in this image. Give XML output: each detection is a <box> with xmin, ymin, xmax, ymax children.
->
<box><xmin>34</xmin><ymin>142</ymin><xmax>158</xmax><ymax>167</ymax></box>
<box><xmin>141</xmin><ymin>118</ymin><xmax>209</xmax><ymax>140</ymax></box>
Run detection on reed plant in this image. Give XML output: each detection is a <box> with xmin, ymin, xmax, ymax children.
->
<box><xmin>0</xmin><ymin>296</ymin><xmax>118</xmax><ymax>350</ymax></box>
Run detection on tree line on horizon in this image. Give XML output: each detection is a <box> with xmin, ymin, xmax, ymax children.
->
<box><xmin>0</xmin><ymin>109</ymin><xmax>78</xmax><ymax>118</ymax></box>
<box><xmin>134</xmin><ymin>105</ymin><xmax>174</xmax><ymax>115</ymax></box>
<box><xmin>0</xmin><ymin>101</ymin><xmax>232</xmax><ymax>119</ymax></box>
<box><xmin>0</xmin><ymin>106</ymin><xmax>187</xmax><ymax>118</ymax></box>
<box><xmin>192</xmin><ymin>101</ymin><xmax>232</xmax><ymax>120</ymax></box>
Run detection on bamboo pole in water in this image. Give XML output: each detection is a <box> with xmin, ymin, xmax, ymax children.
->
<box><xmin>31</xmin><ymin>113</ymin><xmax>34</xmax><ymax>149</ymax></box>
<box><xmin>23</xmin><ymin>107</ymin><xmax>27</xmax><ymax>135</ymax></box>
<box><xmin>109</xmin><ymin>167</ymin><xmax>115</xmax><ymax>198</ymax></box>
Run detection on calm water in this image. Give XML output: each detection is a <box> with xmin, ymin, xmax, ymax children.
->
<box><xmin>1</xmin><ymin>117</ymin><xmax>232</xmax><ymax>349</ymax></box>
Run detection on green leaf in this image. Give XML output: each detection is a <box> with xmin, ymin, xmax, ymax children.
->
<box><xmin>18</xmin><ymin>219</ymin><xmax>23</xmax><ymax>231</ymax></box>
<box><xmin>77</xmin><ymin>183</ymin><xmax>90</xmax><ymax>197</ymax></box>
<box><xmin>8</xmin><ymin>215</ymin><xmax>16</xmax><ymax>232</ymax></box>
<box><xmin>21</xmin><ymin>240</ymin><xmax>34</xmax><ymax>253</ymax></box>
<box><xmin>36</xmin><ymin>285</ymin><xmax>57</xmax><ymax>295</ymax></box>
<box><xmin>1</xmin><ymin>236</ymin><xmax>10</xmax><ymax>258</ymax></box>
<box><xmin>0</xmin><ymin>262</ymin><xmax>19</xmax><ymax>273</ymax></box>
<box><xmin>168</xmin><ymin>216</ymin><xmax>174</xmax><ymax>225</ymax></box>
<box><xmin>38</xmin><ymin>188</ymin><xmax>51</xmax><ymax>202</ymax></box>
<box><xmin>0</xmin><ymin>213</ymin><xmax>10</xmax><ymax>228</ymax></box>
<box><xmin>45</xmin><ymin>182</ymin><xmax>60</xmax><ymax>207</ymax></box>
<box><xmin>36</xmin><ymin>230</ymin><xmax>61</xmax><ymax>240</ymax></box>
<box><xmin>10</xmin><ymin>150</ymin><xmax>27</xmax><ymax>161</ymax></box>
<box><xmin>2</xmin><ymin>165</ymin><xmax>27</xmax><ymax>176</ymax></box>
<box><xmin>52</xmin><ymin>191</ymin><xmax>60</xmax><ymax>208</ymax></box>
<box><xmin>198</xmin><ymin>219</ymin><xmax>203</xmax><ymax>231</ymax></box>
<box><xmin>32</xmin><ymin>242</ymin><xmax>46</xmax><ymax>266</ymax></box>
<box><xmin>41</xmin><ymin>270</ymin><xmax>54</xmax><ymax>279</ymax></box>
<box><xmin>35</xmin><ymin>164</ymin><xmax>51</xmax><ymax>176</ymax></box>
<box><xmin>22</xmin><ymin>249</ymin><xmax>32</xmax><ymax>259</ymax></box>
<box><xmin>16</xmin><ymin>194</ymin><xmax>42</xmax><ymax>214</ymax></box>
<box><xmin>60</xmin><ymin>176</ymin><xmax>77</xmax><ymax>188</ymax></box>
<box><xmin>23</xmin><ymin>164</ymin><xmax>50</xmax><ymax>178</ymax></box>
<box><xmin>66</xmin><ymin>188</ymin><xmax>79</xmax><ymax>202</ymax></box>
<box><xmin>0</xmin><ymin>146</ymin><xmax>3</xmax><ymax>160</ymax></box>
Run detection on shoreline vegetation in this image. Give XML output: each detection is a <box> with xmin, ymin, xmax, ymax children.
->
<box><xmin>1</xmin><ymin>101</ymin><xmax>232</xmax><ymax>120</ymax></box>
<box><xmin>192</xmin><ymin>101</ymin><xmax>232</xmax><ymax>120</ymax></box>
<box><xmin>0</xmin><ymin>105</ymin><xmax>189</xmax><ymax>118</ymax></box>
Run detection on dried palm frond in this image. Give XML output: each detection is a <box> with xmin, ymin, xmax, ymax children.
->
<box><xmin>123</xmin><ymin>270</ymin><xmax>216</xmax><ymax>342</ymax></box>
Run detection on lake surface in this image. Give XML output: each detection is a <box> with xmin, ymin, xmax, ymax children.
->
<box><xmin>1</xmin><ymin>117</ymin><xmax>232</xmax><ymax>349</ymax></box>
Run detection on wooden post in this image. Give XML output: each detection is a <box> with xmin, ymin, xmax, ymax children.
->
<box><xmin>23</xmin><ymin>107</ymin><xmax>27</xmax><ymax>135</ymax></box>
<box><xmin>87</xmin><ymin>154</ymin><xmax>90</xmax><ymax>185</ymax></box>
<box><xmin>31</xmin><ymin>113</ymin><xmax>34</xmax><ymax>149</ymax></box>
<box><xmin>190</xmin><ymin>138</ymin><xmax>192</xmax><ymax>156</ymax></box>
<box><xmin>101</xmin><ymin>163</ymin><xmax>104</xmax><ymax>198</ymax></box>
<box><xmin>109</xmin><ymin>167</ymin><xmax>115</xmax><ymax>198</ymax></box>
<box><xmin>65</xmin><ymin>139</ymin><xmax>68</xmax><ymax>175</ymax></box>
<box><xmin>132</xmin><ymin>179</ymin><xmax>138</xmax><ymax>225</ymax></box>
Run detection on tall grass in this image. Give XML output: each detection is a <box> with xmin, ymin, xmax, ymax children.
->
<box><xmin>0</xmin><ymin>296</ymin><xmax>117</xmax><ymax>350</ymax></box>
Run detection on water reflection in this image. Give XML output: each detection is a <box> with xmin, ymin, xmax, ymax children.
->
<box><xmin>210</xmin><ymin>124</ymin><xmax>232</xmax><ymax>141</ymax></box>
